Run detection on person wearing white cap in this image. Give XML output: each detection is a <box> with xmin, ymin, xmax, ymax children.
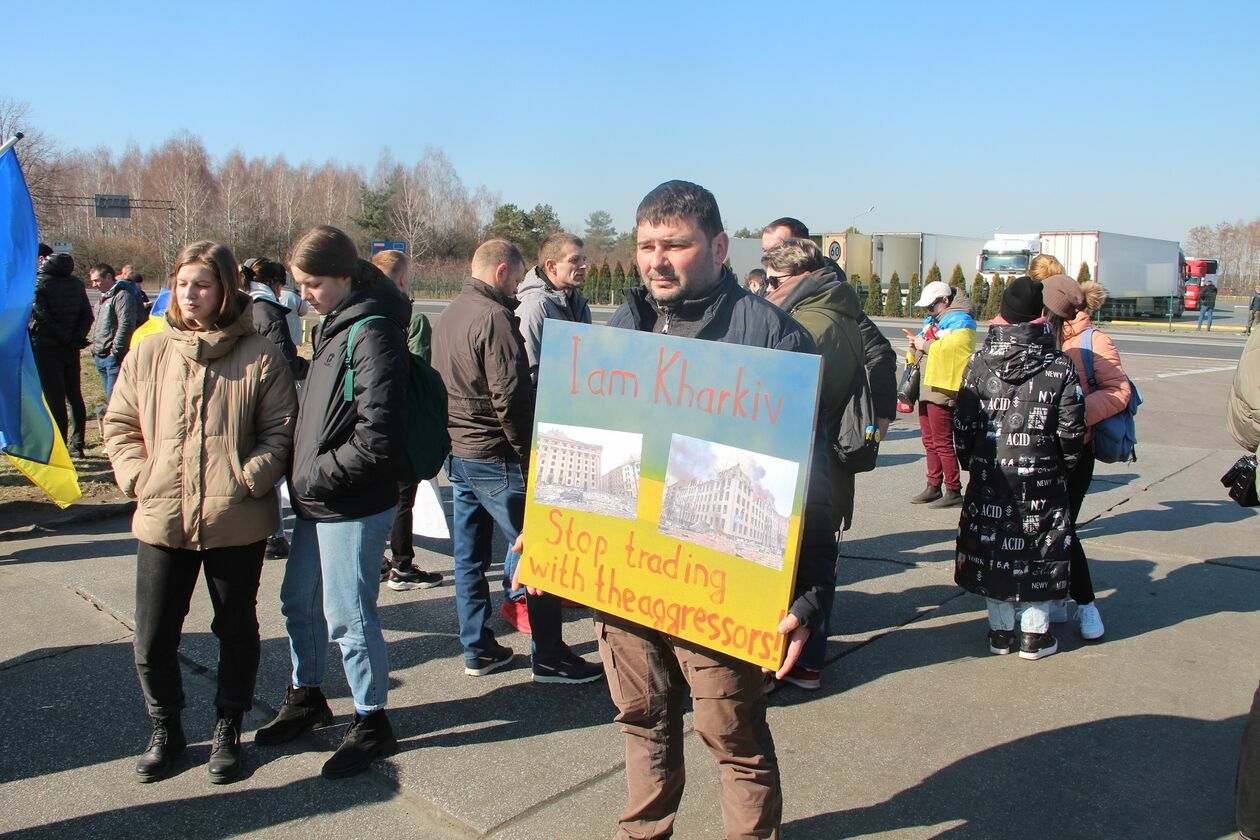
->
<box><xmin>908</xmin><ymin>280</ymin><xmax>976</xmax><ymax>507</ymax></box>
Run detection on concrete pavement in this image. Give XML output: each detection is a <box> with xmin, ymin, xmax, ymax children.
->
<box><xmin>0</xmin><ymin>357</ymin><xmax>1255</xmax><ymax>838</ymax></box>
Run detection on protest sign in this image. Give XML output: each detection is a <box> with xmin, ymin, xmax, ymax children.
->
<box><xmin>518</xmin><ymin>321</ymin><xmax>822</xmax><ymax>669</ymax></box>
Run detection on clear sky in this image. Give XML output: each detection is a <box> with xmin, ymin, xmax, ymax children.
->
<box><xmin>7</xmin><ymin>0</ymin><xmax>1257</xmax><ymax>243</ymax></box>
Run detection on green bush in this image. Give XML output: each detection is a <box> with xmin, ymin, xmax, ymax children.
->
<box><xmin>884</xmin><ymin>272</ymin><xmax>904</xmax><ymax>317</ymax></box>
<box><xmin>983</xmin><ymin>275</ymin><xmax>1006</xmax><ymax>321</ymax></box>
<box><xmin>865</xmin><ymin>273</ymin><xmax>882</xmax><ymax>314</ymax></box>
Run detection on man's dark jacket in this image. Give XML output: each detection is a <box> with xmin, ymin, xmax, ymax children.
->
<box><xmin>431</xmin><ymin>278</ymin><xmax>533</xmax><ymax>462</ymax></box>
<box><xmin>607</xmin><ymin>268</ymin><xmax>837</xmax><ymax>633</ymax></box>
<box><xmin>90</xmin><ymin>279</ymin><xmax>143</xmax><ymax>359</ymax></box>
<box><xmin>252</xmin><ymin>294</ymin><xmax>310</xmax><ymax>381</ymax></box>
<box><xmin>823</xmin><ymin>257</ymin><xmax>897</xmax><ymax>419</ymax></box>
<box><xmin>289</xmin><ymin>278</ymin><xmax>410</xmax><ymax>522</ymax></box>
<box><xmin>31</xmin><ymin>254</ymin><xmax>92</xmax><ymax>350</ymax></box>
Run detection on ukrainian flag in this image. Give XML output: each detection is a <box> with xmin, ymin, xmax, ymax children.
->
<box><xmin>0</xmin><ymin>141</ymin><xmax>81</xmax><ymax>508</ymax></box>
<box><xmin>128</xmin><ymin>286</ymin><xmax>170</xmax><ymax>348</ymax></box>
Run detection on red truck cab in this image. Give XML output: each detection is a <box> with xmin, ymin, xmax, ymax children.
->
<box><xmin>1184</xmin><ymin>258</ymin><xmax>1219</xmax><ymax>311</ymax></box>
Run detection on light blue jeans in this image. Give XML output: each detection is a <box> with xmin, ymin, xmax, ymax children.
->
<box><xmin>280</xmin><ymin>508</ymin><xmax>393</xmax><ymax>713</ymax></box>
<box><xmin>1197</xmin><ymin>306</ymin><xmax>1215</xmax><ymax>330</ymax></box>
<box><xmin>987</xmin><ymin>599</ymin><xmax>1050</xmax><ymax>634</ymax></box>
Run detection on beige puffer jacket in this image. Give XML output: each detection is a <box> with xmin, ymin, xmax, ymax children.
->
<box><xmin>104</xmin><ymin>303</ymin><xmax>298</xmax><ymax>550</ymax></box>
<box><xmin>1228</xmin><ymin>329</ymin><xmax>1260</xmax><ymax>495</ymax></box>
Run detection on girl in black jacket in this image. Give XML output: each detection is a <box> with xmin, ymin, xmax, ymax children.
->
<box><xmin>952</xmin><ymin>277</ymin><xmax>1086</xmax><ymax>661</ymax></box>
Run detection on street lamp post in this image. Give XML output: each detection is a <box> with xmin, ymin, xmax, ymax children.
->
<box><xmin>851</xmin><ymin>205</ymin><xmax>875</xmax><ymax>231</ymax></box>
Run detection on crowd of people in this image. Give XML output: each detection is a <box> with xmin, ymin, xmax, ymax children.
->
<box><xmin>27</xmin><ymin>178</ymin><xmax>1251</xmax><ymax>838</ymax></box>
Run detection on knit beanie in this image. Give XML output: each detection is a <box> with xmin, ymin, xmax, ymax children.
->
<box><xmin>1041</xmin><ymin>274</ymin><xmax>1085</xmax><ymax>318</ymax></box>
<box><xmin>1000</xmin><ymin>276</ymin><xmax>1044</xmax><ymax>323</ymax></box>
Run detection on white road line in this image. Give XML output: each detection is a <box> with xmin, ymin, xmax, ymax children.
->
<box><xmin>1130</xmin><ymin>364</ymin><xmax>1237</xmax><ymax>382</ymax></box>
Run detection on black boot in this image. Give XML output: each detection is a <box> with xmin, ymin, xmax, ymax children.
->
<box><xmin>207</xmin><ymin>711</ymin><xmax>244</xmax><ymax>784</ymax></box>
<box><xmin>322</xmin><ymin>709</ymin><xmax>397</xmax><ymax>779</ymax></box>
<box><xmin>254</xmin><ymin>686</ymin><xmax>334</xmax><ymax>745</ymax></box>
<box><xmin>135</xmin><ymin>714</ymin><xmax>186</xmax><ymax>782</ymax></box>
<box><xmin>911</xmin><ymin>484</ymin><xmax>942</xmax><ymax>504</ymax></box>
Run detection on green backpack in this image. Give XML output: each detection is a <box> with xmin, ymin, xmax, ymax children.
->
<box><xmin>343</xmin><ymin>314</ymin><xmax>450</xmax><ymax>482</ymax></box>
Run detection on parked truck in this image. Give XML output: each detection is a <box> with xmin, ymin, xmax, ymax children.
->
<box><xmin>977</xmin><ymin>231</ymin><xmax>1185</xmax><ymax>319</ymax></box>
<box><xmin>821</xmin><ymin>231</ymin><xmax>988</xmax><ymax>290</ymax></box>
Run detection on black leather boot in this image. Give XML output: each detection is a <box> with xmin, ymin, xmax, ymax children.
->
<box><xmin>135</xmin><ymin>714</ymin><xmax>186</xmax><ymax>782</ymax></box>
<box><xmin>255</xmin><ymin>686</ymin><xmax>334</xmax><ymax>745</ymax></box>
<box><xmin>321</xmin><ymin>709</ymin><xmax>397</xmax><ymax>779</ymax></box>
<box><xmin>207</xmin><ymin>711</ymin><xmax>243</xmax><ymax>784</ymax></box>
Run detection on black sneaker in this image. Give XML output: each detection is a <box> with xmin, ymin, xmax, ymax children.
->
<box><xmin>911</xmin><ymin>484</ymin><xmax>942</xmax><ymax>504</ymax></box>
<box><xmin>929</xmin><ymin>488</ymin><xmax>963</xmax><ymax>508</ymax></box>
<box><xmin>532</xmin><ymin>651</ymin><xmax>605</xmax><ymax>684</ymax></box>
<box><xmin>254</xmin><ymin>686</ymin><xmax>335</xmax><ymax>745</ymax></box>
<box><xmin>386</xmin><ymin>567</ymin><xmax>442</xmax><ymax>591</ymax></box>
<box><xmin>464</xmin><ymin>644</ymin><xmax>514</xmax><ymax>676</ymax></box>
<box><xmin>207</xmin><ymin>712</ymin><xmax>243</xmax><ymax>784</ymax></box>
<box><xmin>1019</xmin><ymin>631</ymin><xmax>1059</xmax><ymax>661</ymax></box>
<box><xmin>135</xmin><ymin>715</ymin><xmax>186</xmax><ymax>782</ymax></box>
<box><xmin>988</xmin><ymin>629</ymin><xmax>1017</xmax><ymax>655</ymax></box>
<box><xmin>321</xmin><ymin>709</ymin><xmax>397</xmax><ymax>779</ymax></box>
<box><xmin>265</xmin><ymin>536</ymin><xmax>289</xmax><ymax>559</ymax></box>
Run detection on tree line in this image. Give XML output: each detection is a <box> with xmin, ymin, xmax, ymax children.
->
<box><xmin>1186</xmin><ymin>219</ymin><xmax>1260</xmax><ymax>293</ymax></box>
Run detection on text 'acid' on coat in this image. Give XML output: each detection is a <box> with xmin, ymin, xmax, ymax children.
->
<box><xmin>431</xmin><ymin>277</ymin><xmax>534</xmax><ymax>463</ymax></box>
<box><xmin>288</xmin><ymin>277</ymin><xmax>411</xmax><ymax>522</ymax></box>
<box><xmin>103</xmin><ymin>296</ymin><xmax>298</xmax><ymax>550</ymax></box>
<box><xmin>952</xmin><ymin>321</ymin><xmax>1086</xmax><ymax>603</ymax></box>
<box><xmin>515</xmin><ymin>265</ymin><xmax>592</xmax><ymax>384</ymax></box>
<box><xmin>772</xmin><ymin>263</ymin><xmax>864</xmax><ymax>531</ymax></box>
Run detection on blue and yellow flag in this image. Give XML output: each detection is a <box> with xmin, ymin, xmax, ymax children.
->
<box><xmin>129</xmin><ymin>286</ymin><xmax>169</xmax><ymax>348</ymax></box>
<box><xmin>0</xmin><ymin>144</ymin><xmax>81</xmax><ymax>507</ymax></box>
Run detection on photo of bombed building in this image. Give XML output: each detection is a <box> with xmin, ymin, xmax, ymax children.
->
<box><xmin>533</xmin><ymin>423</ymin><xmax>643</xmax><ymax>520</ymax></box>
<box><xmin>660</xmin><ymin>435</ymin><xmax>795</xmax><ymax>571</ymax></box>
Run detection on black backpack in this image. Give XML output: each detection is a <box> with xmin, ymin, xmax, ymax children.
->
<box><xmin>831</xmin><ymin>318</ymin><xmax>881</xmax><ymax>473</ymax></box>
<box><xmin>344</xmin><ymin>315</ymin><xmax>450</xmax><ymax>482</ymax></box>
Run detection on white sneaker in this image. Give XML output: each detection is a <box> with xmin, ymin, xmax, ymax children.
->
<box><xmin>1076</xmin><ymin>603</ymin><xmax>1105</xmax><ymax>640</ymax></box>
<box><xmin>1048</xmin><ymin>599</ymin><xmax>1068</xmax><ymax>624</ymax></box>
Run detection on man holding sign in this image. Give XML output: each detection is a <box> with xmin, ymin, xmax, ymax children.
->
<box><xmin>584</xmin><ymin>181</ymin><xmax>836</xmax><ymax>838</ymax></box>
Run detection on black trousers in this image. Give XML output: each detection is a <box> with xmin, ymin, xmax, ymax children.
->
<box><xmin>388</xmin><ymin>480</ymin><xmax>419</xmax><ymax>568</ymax></box>
<box><xmin>133</xmin><ymin>540</ymin><xmax>265</xmax><ymax>718</ymax></box>
<box><xmin>32</xmin><ymin>344</ymin><xmax>87</xmax><ymax>449</ymax></box>
<box><xmin>1239</xmin><ymin>679</ymin><xmax>1260</xmax><ymax>838</ymax></box>
<box><xmin>1065</xmin><ymin>442</ymin><xmax>1097</xmax><ymax>605</ymax></box>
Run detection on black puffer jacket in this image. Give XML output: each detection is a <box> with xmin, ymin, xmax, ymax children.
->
<box><xmin>608</xmin><ymin>268</ymin><xmax>838</xmax><ymax>633</ymax></box>
<box><xmin>952</xmin><ymin>322</ymin><xmax>1086</xmax><ymax>602</ymax></box>
<box><xmin>250</xmin><ymin>289</ymin><xmax>309</xmax><ymax>381</ymax></box>
<box><xmin>289</xmin><ymin>276</ymin><xmax>410</xmax><ymax>522</ymax></box>
<box><xmin>30</xmin><ymin>254</ymin><xmax>92</xmax><ymax>350</ymax></box>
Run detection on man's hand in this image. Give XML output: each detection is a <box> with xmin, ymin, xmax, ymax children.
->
<box><xmin>910</xmin><ymin>334</ymin><xmax>927</xmax><ymax>352</ymax></box>
<box><xmin>509</xmin><ymin>534</ymin><xmax>545</xmax><ymax>597</ymax></box>
<box><xmin>772</xmin><ymin>613</ymin><xmax>811</xmax><ymax>680</ymax></box>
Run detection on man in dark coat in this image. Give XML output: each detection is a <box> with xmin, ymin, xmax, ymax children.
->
<box><xmin>30</xmin><ymin>249</ymin><xmax>93</xmax><ymax>458</ymax></box>
<box><xmin>600</xmin><ymin>181</ymin><xmax>837</xmax><ymax>838</ymax></box>
<box><xmin>953</xmin><ymin>276</ymin><xmax>1086</xmax><ymax>660</ymax></box>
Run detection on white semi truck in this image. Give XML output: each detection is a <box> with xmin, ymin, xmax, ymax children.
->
<box><xmin>977</xmin><ymin>231</ymin><xmax>1185</xmax><ymax>319</ymax></box>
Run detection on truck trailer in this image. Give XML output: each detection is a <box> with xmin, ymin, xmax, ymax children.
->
<box><xmin>821</xmin><ymin>231</ymin><xmax>988</xmax><ymax>288</ymax></box>
<box><xmin>977</xmin><ymin>231</ymin><xmax>1185</xmax><ymax>319</ymax></box>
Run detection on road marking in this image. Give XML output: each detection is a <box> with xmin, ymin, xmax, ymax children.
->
<box><xmin>1130</xmin><ymin>363</ymin><xmax>1237</xmax><ymax>382</ymax></box>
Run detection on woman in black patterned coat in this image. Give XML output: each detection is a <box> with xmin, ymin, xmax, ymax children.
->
<box><xmin>952</xmin><ymin>277</ymin><xmax>1086</xmax><ymax>660</ymax></box>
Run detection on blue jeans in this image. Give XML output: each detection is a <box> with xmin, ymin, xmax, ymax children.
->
<box><xmin>1197</xmin><ymin>306</ymin><xmax>1214</xmax><ymax>330</ymax></box>
<box><xmin>279</xmin><ymin>508</ymin><xmax>393</xmax><ymax>713</ymax></box>
<box><xmin>799</xmin><ymin>535</ymin><xmax>842</xmax><ymax>672</ymax></box>
<box><xmin>93</xmin><ymin>354</ymin><xmax>122</xmax><ymax>402</ymax></box>
<box><xmin>445</xmin><ymin>454</ymin><xmax>564</xmax><ymax>665</ymax></box>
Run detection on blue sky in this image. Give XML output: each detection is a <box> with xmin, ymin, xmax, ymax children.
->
<box><xmin>7</xmin><ymin>0</ymin><xmax>1257</xmax><ymax>243</ymax></box>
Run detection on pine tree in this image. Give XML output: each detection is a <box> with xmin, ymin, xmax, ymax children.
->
<box><xmin>627</xmin><ymin>262</ymin><xmax>642</xmax><ymax>288</ymax></box>
<box><xmin>1077</xmin><ymin>262</ymin><xmax>1092</xmax><ymax>284</ymax></box>
<box><xmin>865</xmin><ymin>273</ymin><xmax>882</xmax><ymax>314</ymax></box>
<box><xmin>612</xmin><ymin>261</ymin><xmax>626</xmax><ymax>304</ymax></box>
<box><xmin>585</xmin><ymin>262</ymin><xmax>603</xmax><ymax>304</ymax></box>
<box><xmin>971</xmin><ymin>272</ymin><xmax>988</xmax><ymax>315</ymax></box>
<box><xmin>948</xmin><ymin>263</ymin><xmax>966</xmax><ymax>288</ymax></box>
<box><xmin>884</xmin><ymin>272</ymin><xmax>904</xmax><ymax>317</ymax></box>
<box><xmin>907</xmin><ymin>272</ymin><xmax>921</xmax><ymax>315</ymax></box>
<box><xmin>600</xmin><ymin>262</ymin><xmax>613</xmax><ymax>305</ymax></box>
<box><xmin>984</xmin><ymin>275</ymin><xmax>1006</xmax><ymax>321</ymax></box>
<box><xmin>926</xmin><ymin>262</ymin><xmax>942</xmax><ymax>286</ymax></box>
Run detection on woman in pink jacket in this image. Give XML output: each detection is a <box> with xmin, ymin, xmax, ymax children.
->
<box><xmin>1041</xmin><ymin>275</ymin><xmax>1131</xmax><ymax>642</ymax></box>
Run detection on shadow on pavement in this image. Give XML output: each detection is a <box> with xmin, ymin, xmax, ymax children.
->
<box><xmin>2</xmin><ymin>537</ymin><xmax>137</xmax><ymax>566</ymax></box>
<box><xmin>1077</xmin><ymin>498</ymin><xmax>1257</xmax><ymax>537</ymax></box>
<box><xmin>782</xmin><ymin>714</ymin><xmax>1242</xmax><ymax>839</ymax></box>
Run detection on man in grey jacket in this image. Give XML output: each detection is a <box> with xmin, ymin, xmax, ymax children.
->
<box><xmin>89</xmin><ymin>263</ymin><xmax>143</xmax><ymax>402</ymax></box>
<box><xmin>515</xmin><ymin>232</ymin><xmax>591</xmax><ymax>384</ymax></box>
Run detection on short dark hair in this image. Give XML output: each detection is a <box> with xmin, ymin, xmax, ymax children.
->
<box><xmin>89</xmin><ymin>262</ymin><xmax>116</xmax><ymax>278</ymax></box>
<box><xmin>253</xmin><ymin>258</ymin><xmax>287</xmax><ymax>286</ymax></box>
<box><xmin>636</xmin><ymin>180</ymin><xmax>723</xmax><ymax>240</ymax></box>
<box><xmin>764</xmin><ymin>217</ymin><xmax>809</xmax><ymax>238</ymax></box>
<box><xmin>38</xmin><ymin>243</ymin><xmax>53</xmax><ymax>258</ymax></box>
